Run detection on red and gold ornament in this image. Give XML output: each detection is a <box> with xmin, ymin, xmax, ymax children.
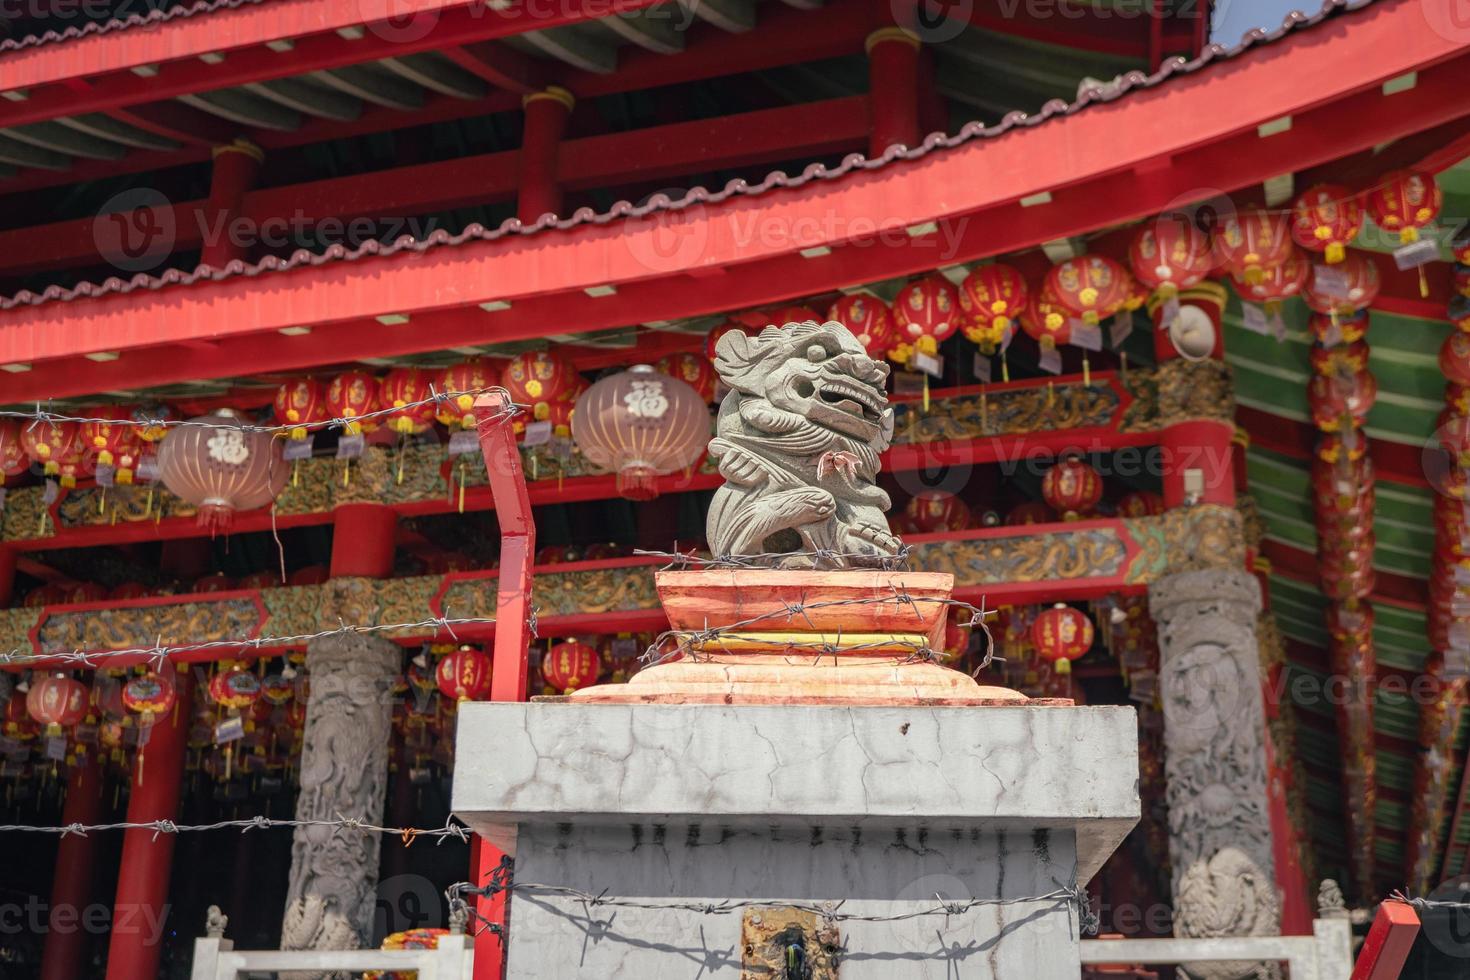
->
<box><xmin>1304</xmin><ymin>252</ymin><xmax>1380</xmax><ymax>318</ymax></box>
<box><xmin>1128</xmin><ymin>214</ymin><xmax>1213</xmax><ymax>297</ymax></box>
<box><xmin>1364</xmin><ymin>169</ymin><xmax>1442</xmax><ymax>244</ymax></box>
<box><xmin>435</xmin><ymin>646</ymin><xmax>493</xmax><ymax>702</ymax></box>
<box><xmin>1214</xmin><ymin>210</ymin><xmax>1293</xmax><ymax>286</ymax></box>
<box><xmin>502</xmin><ymin>351</ymin><xmax>579</xmax><ymax>432</ymax></box>
<box><xmin>890</xmin><ymin>275</ymin><xmax>960</xmax><ymax>363</ymax></box>
<box><xmin>437</xmin><ymin>358</ymin><xmax>497</xmax><ymax>429</ymax></box>
<box><xmin>1041</xmin><ymin>457</ymin><xmax>1103</xmax><ymax>519</ymax></box>
<box><xmin>1029</xmin><ymin>604</ymin><xmax>1094</xmax><ymax>674</ymax></box>
<box><xmin>958</xmin><ymin>264</ymin><xmax>1027</xmax><ymax>352</ymax></box>
<box><xmin>1291</xmin><ymin>185</ymin><xmax>1363</xmax><ymax>264</ymax></box>
<box><xmin>27</xmin><ymin>673</ymin><xmax>88</xmax><ymax>736</ymax></box>
<box><xmin>903</xmin><ymin>492</ymin><xmax>971</xmax><ymax>533</ymax></box>
<box><xmin>20</xmin><ymin>419</ymin><xmax>86</xmax><ymax>487</ymax></box>
<box><xmin>80</xmin><ymin>406</ymin><xmax>145</xmax><ymax>484</ymax></box>
<box><xmin>273</xmin><ymin>379</ymin><xmax>329</xmax><ymax>441</ymax></box>
<box><xmin>1045</xmin><ymin>256</ymin><xmax>1132</xmax><ymax>326</ymax></box>
<box><xmin>326</xmin><ymin>371</ymin><xmax>381</xmax><ymax>435</ymax></box>
<box><xmin>379</xmin><ymin>367</ymin><xmax>437</xmax><ymax>435</ymax></box>
<box><xmin>827</xmin><ymin>293</ymin><xmax>897</xmax><ymax>360</ymax></box>
<box><xmin>0</xmin><ymin>419</ymin><xmax>28</xmax><ymax>486</ymax></box>
<box><xmin>543</xmin><ymin>639</ymin><xmax>601</xmax><ymax>693</ymax></box>
<box><xmin>654</xmin><ymin>353</ymin><xmax>718</xmax><ymax>404</ymax></box>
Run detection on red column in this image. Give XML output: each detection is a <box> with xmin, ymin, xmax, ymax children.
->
<box><xmin>40</xmin><ymin>754</ymin><xmax>103</xmax><ymax>980</ymax></box>
<box><xmin>329</xmin><ymin>503</ymin><xmax>397</xmax><ymax>579</ymax></box>
<box><xmin>516</xmin><ymin>87</ymin><xmax>574</xmax><ymax>225</ymax></box>
<box><xmin>866</xmin><ymin>27</ymin><xmax>921</xmax><ymax>157</ymax></box>
<box><xmin>1160</xmin><ymin>419</ymin><xmax>1235</xmax><ymax>508</ymax></box>
<box><xmin>199</xmin><ymin>139</ymin><xmax>263</xmax><ymax>268</ymax></box>
<box><xmin>104</xmin><ymin>679</ymin><xmax>191</xmax><ymax>980</ymax></box>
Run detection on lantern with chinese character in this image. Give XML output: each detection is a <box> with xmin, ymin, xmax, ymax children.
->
<box><xmin>1291</xmin><ymin>185</ymin><xmax>1363</xmax><ymax>264</ymax></box>
<box><xmin>904</xmin><ymin>492</ymin><xmax>971</xmax><ymax>533</ymax></box>
<box><xmin>1045</xmin><ymin>256</ymin><xmax>1132</xmax><ymax>326</ymax></box>
<box><xmin>1308</xmin><ymin>371</ymin><xmax>1377</xmax><ymax>432</ymax></box>
<box><xmin>1310</xmin><ymin>341</ymin><xmax>1371</xmax><ymax>378</ymax></box>
<box><xmin>26</xmin><ymin>673</ymin><xmax>88</xmax><ymax>736</ymax></box>
<box><xmin>571</xmin><ymin>365</ymin><xmax>708</xmax><ymax>500</ymax></box>
<box><xmin>654</xmin><ymin>352</ymin><xmax>718</xmax><ymax>404</ymax></box>
<box><xmin>1304</xmin><ymin>253</ymin><xmax>1380</xmax><ymax>318</ymax></box>
<box><xmin>958</xmin><ymin>264</ymin><xmax>1028</xmax><ymax>352</ymax></box>
<box><xmin>890</xmin><ymin>275</ymin><xmax>960</xmax><ymax>364</ymax></box>
<box><xmin>379</xmin><ymin>368</ymin><xmax>437</xmax><ymax>435</ymax></box>
<box><xmin>0</xmin><ymin>419</ymin><xmax>28</xmax><ymax>486</ymax></box>
<box><xmin>1019</xmin><ymin>280</ymin><xmax>1072</xmax><ymax>352</ymax></box>
<box><xmin>20</xmin><ymin>419</ymin><xmax>86</xmax><ymax>487</ymax></box>
<box><xmin>1214</xmin><ymin>210</ymin><xmax>1293</xmax><ymax>286</ymax></box>
<box><xmin>436</xmin><ymin>358</ymin><xmax>497</xmax><ymax>429</ymax></box>
<box><xmin>209</xmin><ymin>666</ymin><xmax>262</xmax><ymax>712</ymax></box>
<box><xmin>1309</xmin><ymin>309</ymin><xmax>1369</xmax><ymax>346</ymax></box>
<box><xmin>157</xmin><ymin>411</ymin><xmax>288</xmax><ymax>534</ymax></box>
<box><xmin>80</xmin><ymin>406</ymin><xmax>145</xmax><ymax>484</ymax></box>
<box><xmin>435</xmin><ymin>646</ymin><xmax>493</xmax><ymax>702</ymax></box>
<box><xmin>326</xmin><ymin>371</ymin><xmax>381</xmax><ymax>435</ymax></box>
<box><xmin>122</xmin><ymin>671</ymin><xmax>177</xmax><ymax>727</ymax></box>
<box><xmin>1029</xmin><ymin>604</ymin><xmax>1094</xmax><ymax>674</ymax></box>
<box><xmin>1041</xmin><ymin>457</ymin><xmax>1103</xmax><ymax>519</ymax></box>
<box><xmin>502</xmin><ymin>351</ymin><xmax>579</xmax><ymax>433</ymax></box>
<box><xmin>1128</xmin><ymin>214</ymin><xmax>1213</xmax><ymax>297</ymax></box>
<box><xmin>1116</xmin><ymin>490</ymin><xmax>1164</xmax><ymax>517</ymax></box>
<box><xmin>1231</xmin><ymin>250</ymin><xmax>1308</xmax><ymax>310</ymax></box>
<box><xmin>543</xmin><ymin>639</ymin><xmax>601</xmax><ymax>693</ymax></box>
<box><xmin>827</xmin><ymin>293</ymin><xmax>897</xmax><ymax>360</ymax></box>
<box><xmin>272</xmin><ymin>379</ymin><xmax>328</xmax><ymax>442</ymax></box>
<box><xmin>1364</xmin><ymin>170</ymin><xmax>1442</xmax><ymax>244</ymax></box>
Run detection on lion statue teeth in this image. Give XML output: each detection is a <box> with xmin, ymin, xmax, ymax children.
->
<box><xmin>705</xmin><ymin>319</ymin><xmax>902</xmax><ymax>568</ymax></box>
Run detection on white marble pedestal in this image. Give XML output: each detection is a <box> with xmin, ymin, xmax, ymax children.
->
<box><xmin>453</xmin><ymin>703</ymin><xmax>1138</xmax><ymax>979</ymax></box>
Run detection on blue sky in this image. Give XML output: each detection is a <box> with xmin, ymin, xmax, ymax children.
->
<box><xmin>1211</xmin><ymin>0</ymin><xmax>1305</xmax><ymax>46</ymax></box>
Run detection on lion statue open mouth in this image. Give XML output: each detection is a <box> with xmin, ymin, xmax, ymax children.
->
<box><xmin>705</xmin><ymin>319</ymin><xmax>902</xmax><ymax>568</ymax></box>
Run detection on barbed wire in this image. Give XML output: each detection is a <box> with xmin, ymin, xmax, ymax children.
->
<box><xmin>1389</xmin><ymin>890</ymin><xmax>1470</xmax><ymax>912</ymax></box>
<box><xmin>447</xmin><ymin>860</ymin><xmax>1094</xmax><ymax>941</ymax></box>
<box><xmin>0</xmin><ymin>814</ymin><xmax>471</xmax><ymax>843</ymax></box>
<box><xmin>0</xmin><ymin>386</ymin><xmax>523</xmax><ymax>437</ymax></box>
<box><xmin>1</xmin><ymin>614</ymin><xmax>498</xmax><ymax>669</ymax></box>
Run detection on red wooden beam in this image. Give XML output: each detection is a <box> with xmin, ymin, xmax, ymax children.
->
<box><xmin>1350</xmin><ymin>901</ymin><xmax>1420</xmax><ymax>980</ymax></box>
<box><xmin>2</xmin><ymin>1</ymin><xmax>1464</xmax><ymax>399</ymax></box>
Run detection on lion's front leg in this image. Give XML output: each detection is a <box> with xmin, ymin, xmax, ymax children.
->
<box><xmin>711</xmin><ymin>486</ymin><xmax>836</xmax><ymax>556</ymax></box>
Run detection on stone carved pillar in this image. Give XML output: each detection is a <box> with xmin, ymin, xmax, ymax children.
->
<box><xmin>280</xmin><ymin>632</ymin><xmax>400</xmax><ymax>968</ymax></box>
<box><xmin>1149</xmin><ymin>568</ymin><xmax>1280</xmax><ymax>980</ymax></box>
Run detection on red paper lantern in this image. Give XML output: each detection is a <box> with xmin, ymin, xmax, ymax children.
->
<box><xmin>20</xmin><ymin>419</ymin><xmax>86</xmax><ymax>487</ymax></box>
<box><xmin>1231</xmin><ymin>250</ymin><xmax>1308</xmax><ymax>307</ymax></box>
<box><xmin>1116</xmin><ymin>490</ymin><xmax>1165</xmax><ymax>517</ymax></box>
<box><xmin>1364</xmin><ymin>169</ymin><xmax>1442</xmax><ymax>244</ymax></box>
<box><xmin>326</xmin><ymin>370</ymin><xmax>381</xmax><ymax>435</ymax></box>
<box><xmin>1325</xmin><ymin>602</ymin><xmax>1373</xmax><ymax>643</ymax></box>
<box><xmin>1309</xmin><ymin>310</ymin><xmax>1369</xmax><ymax>346</ymax></box>
<box><xmin>1041</xmin><ymin>457</ymin><xmax>1103</xmax><ymax>519</ymax></box>
<box><xmin>289</xmin><ymin>564</ymin><xmax>329</xmax><ymax>586</ymax></box>
<box><xmin>1308</xmin><ymin>371</ymin><xmax>1377</xmax><ymax>431</ymax></box>
<box><xmin>502</xmin><ymin>351</ymin><xmax>579</xmax><ymax>432</ymax></box>
<box><xmin>132</xmin><ymin>403</ymin><xmax>176</xmax><ymax>443</ymax></box>
<box><xmin>890</xmin><ymin>275</ymin><xmax>960</xmax><ymax>362</ymax></box>
<box><xmin>654</xmin><ymin>352</ymin><xmax>718</xmax><ymax>404</ymax></box>
<box><xmin>156</xmin><ymin>412</ymin><xmax>288</xmax><ymax>534</ymax></box>
<box><xmin>543</xmin><ymin>640</ymin><xmax>601</xmax><ymax>693</ymax></box>
<box><xmin>958</xmin><ymin>264</ymin><xmax>1028</xmax><ymax>352</ymax></box>
<box><xmin>1128</xmin><ymin>214</ymin><xmax>1213</xmax><ymax>297</ymax></box>
<box><xmin>1291</xmin><ymin>185</ymin><xmax>1363</xmax><ymax>264</ymax></box>
<box><xmin>544</xmin><ymin>398</ymin><xmax>577</xmax><ymax>438</ymax></box>
<box><xmin>273</xmin><ymin>379</ymin><xmax>329</xmax><ymax>442</ymax></box>
<box><xmin>1440</xmin><ymin>333</ymin><xmax>1470</xmax><ymax>387</ymax></box>
<box><xmin>1019</xmin><ymin>280</ymin><xmax>1072</xmax><ymax>351</ymax></box>
<box><xmin>767</xmin><ymin>304</ymin><xmax>823</xmax><ymax>325</ymax></box>
<box><xmin>1045</xmin><ymin>256</ymin><xmax>1132</xmax><ymax>326</ymax></box>
<box><xmin>23</xmin><ymin>583</ymin><xmax>68</xmax><ymax>608</ymax></box>
<box><xmin>827</xmin><ymin>293</ymin><xmax>897</xmax><ymax>360</ymax></box>
<box><xmin>904</xmin><ymin>493</ymin><xmax>971</xmax><ymax>533</ymax></box>
<box><xmin>0</xmin><ymin>419</ymin><xmax>28</xmax><ymax>486</ymax></box>
<box><xmin>1005</xmin><ymin>500</ymin><xmax>1054</xmax><ymax>525</ymax></box>
<box><xmin>4</xmin><ymin>694</ymin><xmax>35</xmax><ymax>740</ymax></box>
<box><xmin>1439</xmin><ymin>409</ymin><xmax>1470</xmax><ymax>467</ymax></box>
<box><xmin>67</xmin><ymin>582</ymin><xmax>105</xmax><ymax>604</ymax></box>
<box><xmin>193</xmin><ymin>573</ymin><xmax>234</xmax><ymax>593</ymax></box>
<box><xmin>122</xmin><ymin>672</ymin><xmax>177</xmax><ymax>725</ymax></box>
<box><xmin>80</xmin><ymin>406</ymin><xmax>145</xmax><ymax>484</ymax></box>
<box><xmin>571</xmin><ymin>365</ymin><xmax>708</xmax><ymax>500</ymax></box>
<box><xmin>261</xmin><ymin>674</ymin><xmax>294</xmax><ymax>706</ymax></box>
<box><xmin>437</xmin><ymin>358</ymin><xmax>497</xmax><ymax>429</ymax></box>
<box><xmin>1029</xmin><ymin>604</ymin><xmax>1095</xmax><ymax>674</ymax></box>
<box><xmin>26</xmin><ymin>674</ymin><xmax>88</xmax><ymax>736</ymax></box>
<box><xmin>1309</xmin><ymin>341</ymin><xmax>1370</xmax><ymax>378</ymax></box>
<box><xmin>1316</xmin><ymin>432</ymin><xmax>1368</xmax><ymax>464</ymax></box>
<box><xmin>1321</xmin><ymin>560</ymin><xmax>1375</xmax><ymax>602</ymax></box>
<box><xmin>209</xmin><ymin>667</ymin><xmax>262</xmax><ymax>711</ymax></box>
<box><xmin>436</xmin><ymin>646</ymin><xmax>493</xmax><ymax>702</ymax></box>
<box><xmin>1304</xmin><ymin>252</ymin><xmax>1380</xmax><ymax>317</ymax></box>
<box><xmin>1214</xmin><ymin>210</ymin><xmax>1293</xmax><ymax>286</ymax></box>
<box><xmin>379</xmin><ymin>367</ymin><xmax>437</xmax><ymax>435</ymax></box>
<box><xmin>237</xmin><ymin>571</ymin><xmax>277</xmax><ymax>590</ymax></box>
<box><xmin>108</xmin><ymin>582</ymin><xmax>149</xmax><ymax>600</ymax></box>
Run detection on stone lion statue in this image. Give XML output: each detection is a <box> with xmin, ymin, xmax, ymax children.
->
<box><xmin>706</xmin><ymin>320</ymin><xmax>900</xmax><ymax>567</ymax></box>
<box><xmin>1176</xmin><ymin>847</ymin><xmax>1282</xmax><ymax>980</ymax></box>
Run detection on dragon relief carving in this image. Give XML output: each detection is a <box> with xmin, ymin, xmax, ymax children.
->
<box><xmin>280</xmin><ymin>633</ymin><xmax>400</xmax><ymax>977</ymax></box>
<box><xmin>707</xmin><ymin>320</ymin><xmax>901</xmax><ymax>567</ymax></box>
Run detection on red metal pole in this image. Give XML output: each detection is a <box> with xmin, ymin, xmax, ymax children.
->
<box><xmin>329</xmin><ymin>502</ymin><xmax>398</xmax><ymax>579</ymax></box>
<box><xmin>516</xmin><ymin>87</ymin><xmax>574</xmax><ymax>225</ymax></box>
<box><xmin>866</xmin><ymin>27</ymin><xmax>920</xmax><ymax>156</ymax></box>
<box><xmin>199</xmin><ymin>139</ymin><xmax>263</xmax><ymax>268</ymax></box>
<box><xmin>471</xmin><ymin>391</ymin><xmax>535</xmax><ymax>980</ymax></box>
<box><xmin>39</xmin><ymin>753</ymin><xmax>103</xmax><ymax>980</ymax></box>
<box><xmin>1350</xmin><ymin>901</ymin><xmax>1421</xmax><ymax>980</ymax></box>
<box><xmin>104</xmin><ymin>677</ymin><xmax>191</xmax><ymax>980</ymax></box>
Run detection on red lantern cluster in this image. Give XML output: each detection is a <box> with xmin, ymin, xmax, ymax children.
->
<box><xmin>543</xmin><ymin>639</ymin><xmax>601</xmax><ymax>693</ymax></box>
<box><xmin>1041</xmin><ymin>457</ymin><xmax>1103</xmax><ymax>519</ymax></box>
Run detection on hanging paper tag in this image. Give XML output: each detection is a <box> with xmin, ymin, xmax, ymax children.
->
<box><xmin>42</xmin><ymin>480</ymin><xmax>59</xmax><ymax>505</ymax></box>
<box><xmin>95</xmin><ymin>464</ymin><xmax>115</xmax><ymax>488</ymax></box>
<box><xmin>893</xmin><ymin>371</ymin><xmax>926</xmax><ymax>396</ymax></box>
<box><xmin>1455</xmin><ymin>564</ymin><xmax>1470</xmax><ymax>587</ymax></box>
<box><xmin>409</xmin><ymin>766</ymin><xmax>433</xmax><ymax>786</ymax></box>
<box><xmin>522</xmin><ymin>420</ymin><xmax>553</xmax><ymax>447</ymax></box>
<box><xmin>1269</xmin><ymin>310</ymin><xmax>1287</xmax><ymax>342</ymax></box>
<box><xmin>260</xmin><ymin>775</ymin><xmax>283</xmax><ymax>794</ymax></box>
<box><xmin>447</xmin><ymin>430</ymin><xmax>481</xmax><ymax>457</ymax></box>
<box><xmin>336</xmin><ymin>434</ymin><xmax>365</xmax><ymax>460</ymax></box>
<box><xmin>0</xmin><ymin>736</ymin><xmax>20</xmax><ymax>755</ymax></box>
<box><xmin>214</xmin><ymin>715</ymin><xmax>245</xmax><ymax>744</ymax></box>
<box><xmin>282</xmin><ymin>436</ymin><xmax>315</xmax><ymax>461</ymax></box>
<box><xmin>1452</xmin><ymin>591</ymin><xmax>1470</xmax><ymax>617</ymax></box>
<box><xmin>136</xmin><ymin>456</ymin><xmax>160</xmax><ymax>483</ymax></box>
<box><xmin>1109</xmin><ymin>313</ymin><xmax>1134</xmax><ymax>348</ymax></box>
<box><xmin>1158</xmin><ymin>297</ymin><xmax>1181</xmax><ymax>330</ymax></box>
<box><xmin>1393</xmin><ymin>238</ymin><xmax>1439</xmax><ymax>270</ymax></box>
<box><xmin>972</xmin><ymin>352</ymin><xmax>992</xmax><ymax>384</ymax></box>
<box><xmin>911</xmin><ymin>351</ymin><xmax>944</xmax><ymax>378</ymax></box>
<box><xmin>1312</xmin><ymin>264</ymin><xmax>1350</xmax><ymax>299</ymax></box>
<box><xmin>1320</xmin><ymin>317</ymin><xmax>1344</xmax><ymax>347</ymax></box>
<box><xmin>1038</xmin><ymin>347</ymin><xmax>1063</xmax><ymax>375</ymax></box>
<box><xmin>612</xmin><ymin>637</ymin><xmax>639</xmax><ymax>659</ymax></box>
<box><xmin>548</xmin><ymin>434</ymin><xmax>575</xmax><ymax>461</ymax></box>
<box><xmin>1240</xmin><ymin>303</ymin><xmax>1270</xmax><ymax>335</ymax></box>
<box><xmin>1070</xmin><ymin>319</ymin><xmax>1103</xmax><ymax>352</ymax></box>
<box><xmin>44</xmin><ymin>737</ymin><xmax>67</xmax><ymax>761</ymax></box>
